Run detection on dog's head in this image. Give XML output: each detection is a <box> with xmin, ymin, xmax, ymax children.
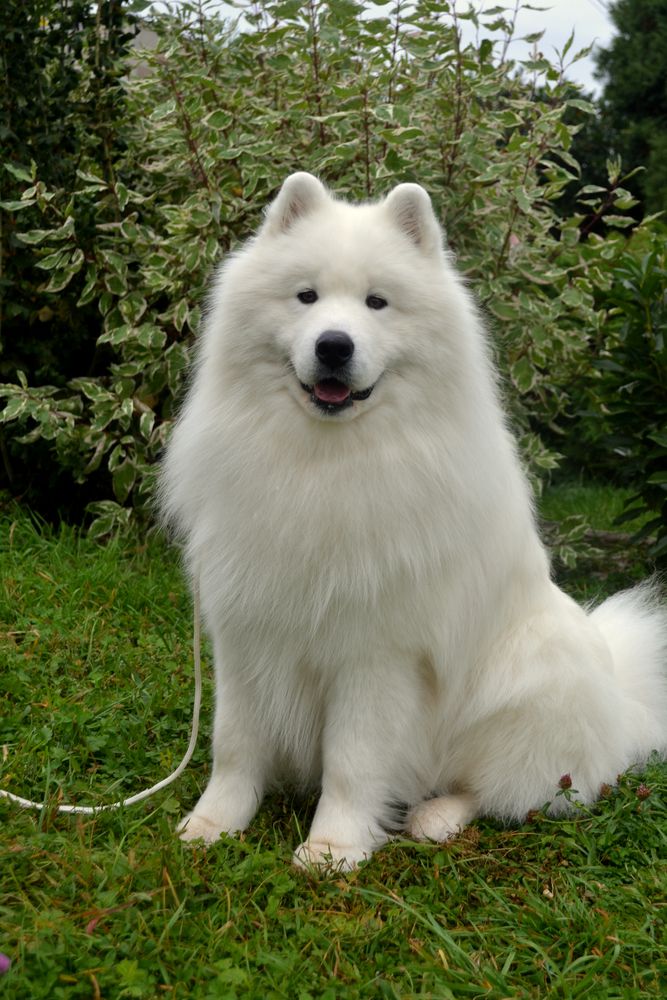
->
<box><xmin>213</xmin><ymin>173</ymin><xmax>467</xmax><ymax>423</ymax></box>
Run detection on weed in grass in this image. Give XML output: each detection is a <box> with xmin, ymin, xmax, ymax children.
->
<box><xmin>1</xmin><ymin>501</ymin><xmax>666</xmax><ymax>999</ymax></box>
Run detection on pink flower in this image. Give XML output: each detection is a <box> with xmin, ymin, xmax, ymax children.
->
<box><xmin>559</xmin><ymin>774</ymin><xmax>572</xmax><ymax>790</ymax></box>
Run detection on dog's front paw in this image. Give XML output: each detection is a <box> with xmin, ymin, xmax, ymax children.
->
<box><xmin>292</xmin><ymin>839</ymin><xmax>371</xmax><ymax>873</ymax></box>
<box><xmin>177</xmin><ymin>812</ymin><xmax>229</xmax><ymax>844</ymax></box>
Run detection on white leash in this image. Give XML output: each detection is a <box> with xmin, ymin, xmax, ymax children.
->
<box><xmin>0</xmin><ymin>582</ymin><xmax>202</xmax><ymax>815</ymax></box>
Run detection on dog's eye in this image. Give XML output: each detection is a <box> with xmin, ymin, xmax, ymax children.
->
<box><xmin>297</xmin><ymin>289</ymin><xmax>318</xmax><ymax>305</ymax></box>
<box><xmin>366</xmin><ymin>294</ymin><xmax>388</xmax><ymax>310</ymax></box>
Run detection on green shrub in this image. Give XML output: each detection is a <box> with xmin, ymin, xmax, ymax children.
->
<box><xmin>0</xmin><ymin>0</ymin><xmax>142</xmax><ymax>386</ymax></box>
<box><xmin>0</xmin><ymin>0</ymin><xmax>654</xmax><ymax>535</ymax></box>
<box><xmin>0</xmin><ymin>0</ymin><xmax>145</xmax><ymax>512</ymax></box>
<box><xmin>574</xmin><ymin>229</ymin><xmax>667</xmax><ymax>561</ymax></box>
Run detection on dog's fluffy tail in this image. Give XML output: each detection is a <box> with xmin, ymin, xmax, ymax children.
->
<box><xmin>590</xmin><ymin>578</ymin><xmax>667</xmax><ymax>764</ymax></box>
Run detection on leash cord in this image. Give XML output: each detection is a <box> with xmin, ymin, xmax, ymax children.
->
<box><xmin>0</xmin><ymin>581</ymin><xmax>202</xmax><ymax>815</ymax></box>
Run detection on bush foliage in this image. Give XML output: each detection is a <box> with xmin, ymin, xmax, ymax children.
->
<box><xmin>579</xmin><ymin>239</ymin><xmax>667</xmax><ymax>560</ymax></box>
<box><xmin>0</xmin><ymin>0</ymin><xmax>663</xmax><ymax>547</ymax></box>
<box><xmin>0</xmin><ymin>0</ymin><xmax>142</xmax><ymax>383</ymax></box>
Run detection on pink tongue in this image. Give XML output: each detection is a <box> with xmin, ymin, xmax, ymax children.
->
<box><xmin>314</xmin><ymin>379</ymin><xmax>351</xmax><ymax>404</ymax></box>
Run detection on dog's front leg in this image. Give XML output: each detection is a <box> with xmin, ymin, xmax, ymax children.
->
<box><xmin>293</xmin><ymin>655</ymin><xmax>419</xmax><ymax>872</ymax></box>
<box><xmin>177</xmin><ymin>637</ymin><xmax>267</xmax><ymax>843</ymax></box>
<box><xmin>293</xmin><ymin>779</ymin><xmax>388</xmax><ymax>872</ymax></box>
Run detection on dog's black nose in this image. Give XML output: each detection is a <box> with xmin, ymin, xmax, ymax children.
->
<box><xmin>315</xmin><ymin>330</ymin><xmax>355</xmax><ymax>369</ymax></box>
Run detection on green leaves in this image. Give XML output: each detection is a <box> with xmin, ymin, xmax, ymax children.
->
<box><xmin>204</xmin><ymin>109</ymin><xmax>233</xmax><ymax>129</ymax></box>
<box><xmin>4</xmin><ymin>161</ymin><xmax>36</xmax><ymax>183</ymax></box>
<box><xmin>578</xmin><ymin>238</ymin><xmax>667</xmax><ymax>561</ymax></box>
<box><xmin>0</xmin><ymin>0</ymin><xmax>656</xmax><ymax>546</ymax></box>
<box><xmin>19</xmin><ymin>215</ymin><xmax>75</xmax><ymax>246</ymax></box>
<box><xmin>380</xmin><ymin>126</ymin><xmax>424</xmax><ymax>145</ymax></box>
<box><xmin>119</xmin><ymin>292</ymin><xmax>148</xmax><ymax>326</ymax></box>
<box><xmin>510</xmin><ymin>356</ymin><xmax>537</xmax><ymax>394</ymax></box>
<box><xmin>0</xmin><ymin>198</ymin><xmax>36</xmax><ymax>211</ymax></box>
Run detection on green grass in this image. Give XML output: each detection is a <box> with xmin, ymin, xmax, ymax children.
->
<box><xmin>1</xmin><ymin>495</ymin><xmax>666</xmax><ymax>999</ymax></box>
<box><xmin>539</xmin><ymin>480</ymin><xmax>637</xmax><ymax>530</ymax></box>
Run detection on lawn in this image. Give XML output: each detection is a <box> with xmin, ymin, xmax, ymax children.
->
<box><xmin>1</xmin><ymin>489</ymin><xmax>665</xmax><ymax>999</ymax></box>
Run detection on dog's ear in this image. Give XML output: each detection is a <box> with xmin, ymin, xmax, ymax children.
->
<box><xmin>264</xmin><ymin>172</ymin><xmax>328</xmax><ymax>235</ymax></box>
<box><xmin>384</xmin><ymin>183</ymin><xmax>443</xmax><ymax>255</ymax></box>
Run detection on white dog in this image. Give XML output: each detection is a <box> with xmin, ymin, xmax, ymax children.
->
<box><xmin>161</xmin><ymin>173</ymin><xmax>667</xmax><ymax>870</ymax></box>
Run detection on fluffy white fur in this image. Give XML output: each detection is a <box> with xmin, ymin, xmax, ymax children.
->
<box><xmin>161</xmin><ymin>173</ymin><xmax>667</xmax><ymax>871</ymax></box>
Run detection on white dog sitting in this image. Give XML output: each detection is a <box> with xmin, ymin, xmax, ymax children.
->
<box><xmin>161</xmin><ymin>173</ymin><xmax>667</xmax><ymax>870</ymax></box>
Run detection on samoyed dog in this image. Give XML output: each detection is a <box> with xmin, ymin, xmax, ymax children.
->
<box><xmin>161</xmin><ymin>173</ymin><xmax>667</xmax><ymax>870</ymax></box>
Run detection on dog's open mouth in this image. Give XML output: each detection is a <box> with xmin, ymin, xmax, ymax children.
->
<box><xmin>299</xmin><ymin>378</ymin><xmax>374</xmax><ymax>413</ymax></box>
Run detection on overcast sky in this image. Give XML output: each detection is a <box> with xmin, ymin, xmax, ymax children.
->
<box><xmin>492</xmin><ymin>0</ymin><xmax>614</xmax><ymax>94</ymax></box>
